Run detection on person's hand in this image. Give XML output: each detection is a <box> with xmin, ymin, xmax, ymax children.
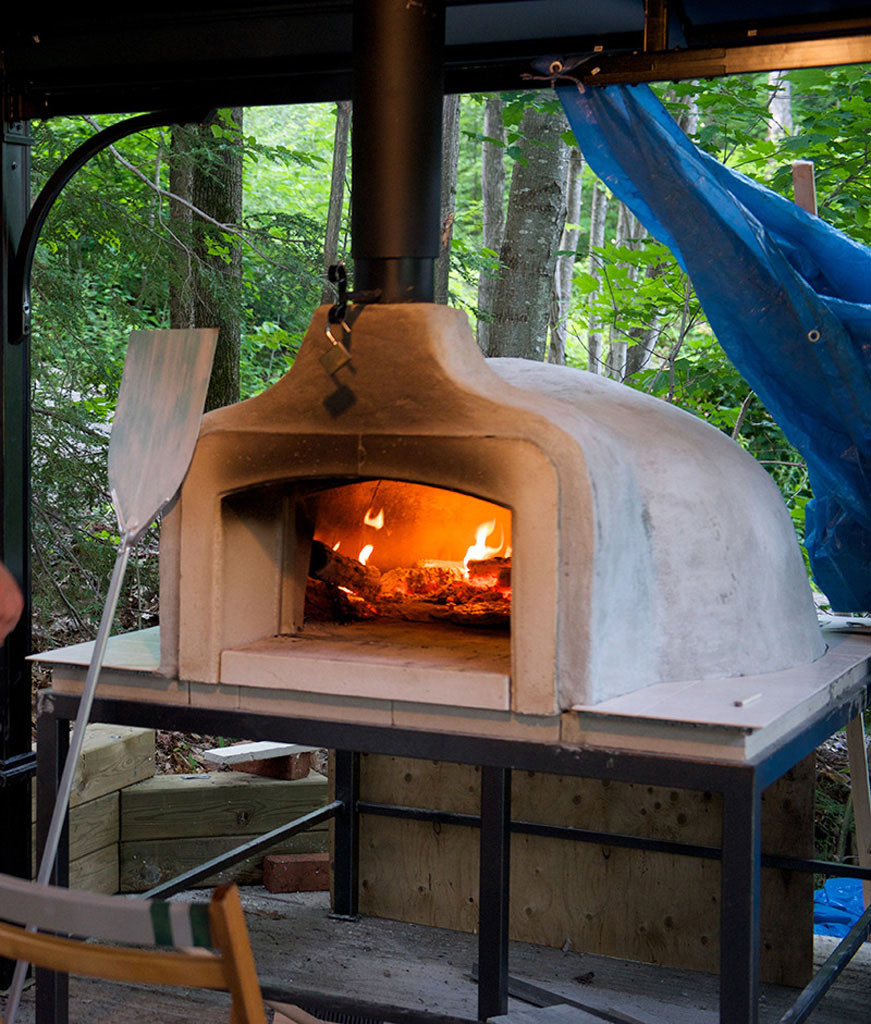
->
<box><xmin>0</xmin><ymin>563</ymin><xmax>23</xmax><ymax>642</ymax></box>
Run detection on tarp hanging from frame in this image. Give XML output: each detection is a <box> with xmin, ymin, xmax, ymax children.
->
<box><xmin>559</xmin><ymin>82</ymin><xmax>871</xmax><ymax>611</ymax></box>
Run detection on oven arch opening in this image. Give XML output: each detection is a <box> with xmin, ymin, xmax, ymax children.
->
<box><xmin>214</xmin><ymin>477</ymin><xmax>514</xmax><ymax>710</ymax></box>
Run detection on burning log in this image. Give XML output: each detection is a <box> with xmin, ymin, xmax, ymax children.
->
<box><xmin>304</xmin><ymin>578</ymin><xmax>379</xmax><ymax>623</ymax></box>
<box><xmin>379</xmin><ymin>564</ymin><xmax>464</xmax><ymax>598</ymax></box>
<box><xmin>309</xmin><ymin>540</ymin><xmax>382</xmax><ymax>601</ymax></box>
<box><xmin>305</xmin><ymin>543</ymin><xmax>511</xmax><ymax>630</ymax></box>
<box><xmin>466</xmin><ymin>557</ymin><xmax>511</xmax><ymax>591</ymax></box>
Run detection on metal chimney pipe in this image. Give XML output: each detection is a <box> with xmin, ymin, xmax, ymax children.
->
<box><xmin>352</xmin><ymin>0</ymin><xmax>445</xmax><ymax>302</ymax></box>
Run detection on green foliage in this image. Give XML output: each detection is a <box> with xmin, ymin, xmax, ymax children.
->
<box><xmin>28</xmin><ymin>68</ymin><xmax>871</xmax><ymax>647</ymax></box>
<box><xmin>29</xmin><ymin>105</ymin><xmax>333</xmax><ymax>645</ymax></box>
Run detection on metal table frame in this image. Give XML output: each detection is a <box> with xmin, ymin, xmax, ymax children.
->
<box><xmin>34</xmin><ymin>678</ymin><xmax>871</xmax><ymax>1024</ymax></box>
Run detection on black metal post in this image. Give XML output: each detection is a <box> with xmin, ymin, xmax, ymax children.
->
<box><xmin>477</xmin><ymin>765</ymin><xmax>511</xmax><ymax>1021</ymax></box>
<box><xmin>35</xmin><ymin>700</ymin><xmax>69</xmax><ymax>1024</ymax></box>
<box><xmin>351</xmin><ymin>0</ymin><xmax>444</xmax><ymax>302</ymax></box>
<box><xmin>332</xmin><ymin>749</ymin><xmax>360</xmax><ymax>918</ymax></box>
<box><xmin>719</xmin><ymin>770</ymin><xmax>761</xmax><ymax>1024</ymax></box>
<box><xmin>0</xmin><ymin>112</ymin><xmax>35</xmax><ymax>992</ymax></box>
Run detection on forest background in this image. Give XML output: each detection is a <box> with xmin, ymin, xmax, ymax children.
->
<box><xmin>29</xmin><ymin>65</ymin><xmax>871</xmax><ymax>653</ymax></box>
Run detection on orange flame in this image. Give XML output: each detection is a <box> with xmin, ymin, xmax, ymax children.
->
<box><xmin>363</xmin><ymin>506</ymin><xmax>385</xmax><ymax>530</ymax></box>
<box><xmin>358</xmin><ymin>544</ymin><xmax>374</xmax><ymax>566</ymax></box>
<box><xmin>332</xmin><ymin>540</ymin><xmax>341</xmax><ymax>552</ymax></box>
<box><xmin>463</xmin><ymin>521</ymin><xmax>504</xmax><ymax>569</ymax></box>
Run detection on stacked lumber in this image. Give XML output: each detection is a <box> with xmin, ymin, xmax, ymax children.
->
<box><xmin>119</xmin><ymin>770</ymin><xmax>329</xmax><ymax>892</ymax></box>
<box><xmin>32</xmin><ymin>724</ymin><xmax>155</xmax><ymax>893</ymax></box>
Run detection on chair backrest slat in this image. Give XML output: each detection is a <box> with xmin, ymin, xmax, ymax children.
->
<box><xmin>0</xmin><ymin>874</ymin><xmax>266</xmax><ymax>1023</ymax></box>
<box><xmin>0</xmin><ymin>872</ymin><xmax>212</xmax><ymax>948</ymax></box>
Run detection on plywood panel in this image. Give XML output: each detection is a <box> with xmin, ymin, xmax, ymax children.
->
<box><xmin>357</xmin><ymin>754</ymin><xmax>814</xmax><ymax>987</ymax></box>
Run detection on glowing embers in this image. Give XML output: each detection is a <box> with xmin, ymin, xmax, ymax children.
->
<box><xmin>305</xmin><ymin>481</ymin><xmax>511</xmax><ymax>629</ymax></box>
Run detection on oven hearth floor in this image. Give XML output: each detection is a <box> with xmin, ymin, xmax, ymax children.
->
<box><xmin>222</xmin><ymin>620</ymin><xmax>511</xmax><ymax>709</ymax></box>
<box><xmin>4</xmin><ymin>889</ymin><xmax>869</xmax><ymax>1023</ymax></box>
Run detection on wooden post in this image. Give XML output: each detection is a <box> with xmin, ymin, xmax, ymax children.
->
<box><xmin>791</xmin><ymin>160</ymin><xmax>817</xmax><ymax>217</ymax></box>
<box><xmin>793</xmin><ymin>158</ymin><xmax>871</xmax><ymax>905</ymax></box>
<box><xmin>846</xmin><ymin>715</ymin><xmax>871</xmax><ymax>905</ymax></box>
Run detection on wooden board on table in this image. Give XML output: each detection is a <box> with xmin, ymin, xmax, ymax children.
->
<box><xmin>356</xmin><ymin>753</ymin><xmax>815</xmax><ymax>987</ymax></box>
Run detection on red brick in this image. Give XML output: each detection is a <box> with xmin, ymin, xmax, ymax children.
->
<box><xmin>263</xmin><ymin>852</ymin><xmax>330</xmax><ymax>893</ymax></box>
<box><xmin>231</xmin><ymin>752</ymin><xmax>313</xmax><ymax>780</ymax></box>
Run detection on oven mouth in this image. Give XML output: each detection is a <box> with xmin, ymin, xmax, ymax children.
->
<box><xmin>214</xmin><ymin>477</ymin><xmax>514</xmax><ymax>710</ymax></box>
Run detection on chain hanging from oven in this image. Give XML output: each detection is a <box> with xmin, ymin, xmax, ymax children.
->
<box><xmin>321</xmin><ymin>262</ymin><xmax>381</xmax><ymax>378</ymax></box>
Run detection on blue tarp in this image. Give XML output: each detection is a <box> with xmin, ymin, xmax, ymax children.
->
<box><xmin>814</xmin><ymin>876</ymin><xmax>866</xmax><ymax>937</ymax></box>
<box><xmin>558</xmin><ymin>83</ymin><xmax>871</xmax><ymax>611</ymax></box>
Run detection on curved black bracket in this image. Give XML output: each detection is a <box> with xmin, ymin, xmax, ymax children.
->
<box><xmin>9</xmin><ymin>107</ymin><xmax>214</xmax><ymax>345</ymax></box>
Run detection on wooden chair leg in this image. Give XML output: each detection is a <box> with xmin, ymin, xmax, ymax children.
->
<box><xmin>209</xmin><ymin>884</ymin><xmax>268</xmax><ymax>1024</ymax></box>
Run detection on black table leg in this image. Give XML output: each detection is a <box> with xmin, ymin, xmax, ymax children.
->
<box><xmin>720</xmin><ymin>768</ymin><xmax>761</xmax><ymax>1024</ymax></box>
<box><xmin>478</xmin><ymin>764</ymin><xmax>511</xmax><ymax>1021</ymax></box>
<box><xmin>35</xmin><ymin>700</ymin><xmax>69</xmax><ymax>1024</ymax></box>
<box><xmin>332</xmin><ymin>749</ymin><xmax>360</xmax><ymax>919</ymax></box>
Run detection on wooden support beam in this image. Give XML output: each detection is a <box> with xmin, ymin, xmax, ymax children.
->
<box><xmin>644</xmin><ymin>0</ymin><xmax>669</xmax><ymax>53</ymax></box>
<box><xmin>791</xmin><ymin>161</ymin><xmax>871</xmax><ymax>910</ymax></box>
<box><xmin>792</xmin><ymin>161</ymin><xmax>818</xmax><ymax>217</ymax></box>
<box><xmin>846</xmin><ymin>715</ymin><xmax>871</xmax><ymax>906</ymax></box>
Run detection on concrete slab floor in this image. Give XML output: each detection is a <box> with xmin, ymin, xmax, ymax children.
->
<box><xmin>3</xmin><ymin>888</ymin><xmax>869</xmax><ymax>1023</ymax></box>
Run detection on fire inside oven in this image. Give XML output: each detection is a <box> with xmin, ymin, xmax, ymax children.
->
<box><xmin>303</xmin><ymin>480</ymin><xmax>511</xmax><ymax>631</ymax></box>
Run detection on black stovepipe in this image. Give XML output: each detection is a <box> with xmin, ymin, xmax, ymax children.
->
<box><xmin>351</xmin><ymin>0</ymin><xmax>445</xmax><ymax>303</ymax></box>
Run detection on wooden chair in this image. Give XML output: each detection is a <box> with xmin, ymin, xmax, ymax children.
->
<box><xmin>0</xmin><ymin>873</ymin><xmax>267</xmax><ymax>1023</ymax></box>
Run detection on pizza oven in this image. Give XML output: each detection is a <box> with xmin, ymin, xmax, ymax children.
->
<box><xmin>157</xmin><ymin>302</ymin><xmax>824</xmax><ymax>718</ymax></box>
<box><xmin>153</xmin><ymin>0</ymin><xmax>823</xmax><ymax>719</ymax></box>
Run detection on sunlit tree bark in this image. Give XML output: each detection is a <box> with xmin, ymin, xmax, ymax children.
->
<box><xmin>483</xmin><ymin>105</ymin><xmax>570</xmax><ymax>360</ymax></box>
<box><xmin>586</xmin><ymin>178</ymin><xmax>610</xmax><ymax>374</ymax></box>
<box><xmin>547</xmin><ymin>145</ymin><xmax>583</xmax><ymax>365</ymax></box>
<box><xmin>435</xmin><ymin>95</ymin><xmax>461</xmax><ymax>305</ymax></box>
<box><xmin>192</xmin><ymin>108</ymin><xmax>244</xmax><ymax>411</ymax></box>
<box><xmin>322</xmin><ymin>100</ymin><xmax>352</xmax><ymax>304</ymax></box>
<box><xmin>476</xmin><ymin>96</ymin><xmax>506</xmax><ymax>353</ymax></box>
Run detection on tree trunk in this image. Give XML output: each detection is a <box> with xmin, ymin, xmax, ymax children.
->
<box><xmin>484</xmin><ymin>105</ymin><xmax>570</xmax><ymax>361</ymax></box>
<box><xmin>604</xmin><ymin>202</ymin><xmax>644</xmax><ymax>380</ymax></box>
<box><xmin>476</xmin><ymin>96</ymin><xmax>505</xmax><ymax>353</ymax></box>
<box><xmin>168</xmin><ymin>125</ymin><xmax>195</xmax><ymax>329</ymax></box>
<box><xmin>192</xmin><ymin>108</ymin><xmax>244</xmax><ymax>411</ymax></box>
<box><xmin>322</xmin><ymin>100</ymin><xmax>352</xmax><ymax>305</ymax></box>
<box><xmin>547</xmin><ymin>145</ymin><xmax>583</xmax><ymax>365</ymax></box>
<box><xmin>767</xmin><ymin>72</ymin><xmax>793</xmax><ymax>140</ymax></box>
<box><xmin>665</xmin><ymin>87</ymin><xmax>699</xmax><ymax>137</ymax></box>
<box><xmin>435</xmin><ymin>95</ymin><xmax>461</xmax><ymax>305</ymax></box>
<box><xmin>586</xmin><ymin>178</ymin><xmax>610</xmax><ymax>374</ymax></box>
